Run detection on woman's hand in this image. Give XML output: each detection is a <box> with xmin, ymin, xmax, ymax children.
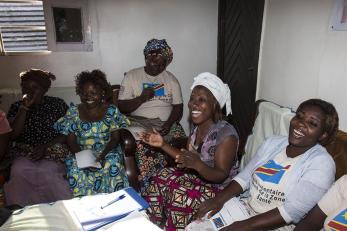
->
<box><xmin>196</xmin><ymin>197</ymin><xmax>224</xmax><ymax>219</ymax></box>
<box><xmin>175</xmin><ymin>148</ymin><xmax>202</xmax><ymax>170</ymax></box>
<box><xmin>140</xmin><ymin>87</ymin><xmax>155</xmax><ymax>102</ymax></box>
<box><xmin>140</xmin><ymin>129</ymin><xmax>164</xmax><ymax>148</ymax></box>
<box><xmin>95</xmin><ymin>154</ymin><xmax>106</xmax><ymax>167</ymax></box>
<box><xmin>159</xmin><ymin>123</ymin><xmax>171</xmax><ymax>136</ymax></box>
<box><xmin>22</xmin><ymin>90</ymin><xmax>40</xmax><ymax>108</ymax></box>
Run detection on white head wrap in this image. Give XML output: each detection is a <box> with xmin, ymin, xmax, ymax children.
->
<box><xmin>190</xmin><ymin>72</ymin><xmax>232</xmax><ymax>115</ymax></box>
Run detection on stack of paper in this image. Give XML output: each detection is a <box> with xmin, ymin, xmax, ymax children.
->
<box><xmin>63</xmin><ymin>187</ymin><xmax>149</xmax><ymax>231</ymax></box>
<box><xmin>98</xmin><ymin>210</ymin><xmax>163</xmax><ymax>231</ymax></box>
<box><xmin>75</xmin><ymin>150</ymin><xmax>101</xmax><ymax>169</ymax></box>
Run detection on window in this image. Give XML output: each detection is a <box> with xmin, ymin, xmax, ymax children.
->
<box><xmin>43</xmin><ymin>0</ymin><xmax>93</xmax><ymax>52</ymax></box>
<box><xmin>330</xmin><ymin>0</ymin><xmax>347</xmax><ymax>31</ymax></box>
<box><xmin>0</xmin><ymin>0</ymin><xmax>49</xmax><ymax>55</ymax></box>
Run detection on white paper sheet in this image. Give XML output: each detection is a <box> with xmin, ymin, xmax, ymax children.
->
<box><xmin>63</xmin><ymin>189</ymin><xmax>146</xmax><ymax>230</ymax></box>
<box><xmin>75</xmin><ymin>150</ymin><xmax>101</xmax><ymax>169</ymax></box>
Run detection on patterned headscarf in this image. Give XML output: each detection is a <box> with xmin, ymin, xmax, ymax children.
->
<box><xmin>143</xmin><ymin>39</ymin><xmax>173</xmax><ymax>66</ymax></box>
<box><xmin>20</xmin><ymin>69</ymin><xmax>56</xmax><ymax>91</ymax></box>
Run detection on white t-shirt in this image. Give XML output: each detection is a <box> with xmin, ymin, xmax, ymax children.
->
<box><xmin>246</xmin><ymin>150</ymin><xmax>301</xmax><ymax>231</ymax></box>
<box><xmin>318</xmin><ymin>175</ymin><xmax>347</xmax><ymax>231</ymax></box>
<box><xmin>118</xmin><ymin>67</ymin><xmax>183</xmax><ymax>121</ymax></box>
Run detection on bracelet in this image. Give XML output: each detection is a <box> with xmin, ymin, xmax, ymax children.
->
<box><xmin>19</xmin><ymin>105</ymin><xmax>30</xmax><ymax>111</ymax></box>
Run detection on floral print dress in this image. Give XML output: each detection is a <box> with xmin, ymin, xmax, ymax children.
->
<box><xmin>54</xmin><ymin>104</ymin><xmax>130</xmax><ymax>196</ymax></box>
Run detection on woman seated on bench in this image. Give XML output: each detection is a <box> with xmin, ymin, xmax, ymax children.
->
<box><xmin>4</xmin><ymin>69</ymin><xmax>72</xmax><ymax>206</ymax></box>
<box><xmin>117</xmin><ymin>39</ymin><xmax>186</xmax><ymax>190</ymax></box>
<box><xmin>190</xmin><ymin>98</ymin><xmax>339</xmax><ymax>230</ymax></box>
<box><xmin>140</xmin><ymin>72</ymin><xmax>239</xmax><ymax>230</ymax></box>
<box><xmin>54</xmin><ymin>70</ymin><xmax>130</xmax><ymax>196</ymax></box>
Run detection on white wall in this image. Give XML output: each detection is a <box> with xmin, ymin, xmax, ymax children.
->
<box><xmin>258</xmin><ymin>0</ymin><xmax>347</xmax><ymax>131</ymax></box>
<box><xmin>0</xmin><ymin>0</ymin><xmax>219</xmax><ymax>133</ymax></box>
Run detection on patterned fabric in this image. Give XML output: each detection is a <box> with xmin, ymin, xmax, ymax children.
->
<box><xmin>136</xmin><ymin>122</ymin><xmax>186</xmax><ymax>191</ymax></box>
<box><xmin>143</xmin><ymin>39</ymin><xmax>173</xmax><ymax>66</ymax></box>
<box><xmin>142</xmin><ymin>120</ymin><xmax>239</xmax><ymax>230</ymax></box>
<box><xmin>9</xmin><ymin>143</ymin><xmax>69</xmax><ymax>163</ymax></box>
<box><xmin>142</xmin><ymin>167</ymin><xmax>220</xmax><ymax>231</ymax></box>
<box><xmin>190</xmin><ymin>120</ymin><xmax>239</xmax><ymax>188</ymax></box>
<box><xmin>7</xmin><ymin>96</ymin><xmax>68</xmax><ymax>147</ymax></box>
<box><xmin>3</xmin><ymin>96</ymin><xmax>72</xmax><ymax>207</ymax></box>
<box><xmin>54</xmin><ymin>104</ymin><xmax>130</xmax><ymax>196</ymax></box>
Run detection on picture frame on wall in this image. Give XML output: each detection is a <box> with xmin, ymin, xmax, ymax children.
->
<box><xmin>43</xmin><ymin>0</ymin><xmax>93</xmax><ymax>51</ymax></box>
<box><xmin>330</xmin><ymin>0</ymin><xmax>347</xmax><ymax>31</ymax></box>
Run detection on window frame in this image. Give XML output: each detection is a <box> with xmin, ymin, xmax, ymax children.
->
<box><xmin>43</xmin><ymin>0</ymin><xmax>93</xmax><ymax>52</ymax></box>
<box><xmin>330</xmin><ymin>0</ymin><xmax>347</xmax><ymax>31</ymax></box>
<box><xmin>0</xmin><ymin>0</ymin><xmax>51</xmax><ymax>56</ymax></box>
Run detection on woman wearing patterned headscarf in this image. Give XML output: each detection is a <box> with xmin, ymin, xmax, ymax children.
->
<box><xmin>4</xmin><ymin>69</ymin><xmax>72</xmax><ymax>207</ymax></box>
<box><xmin>117</xmin><ymin>39</ymin><xmax>185</xmax><ymax>191</ymax></box>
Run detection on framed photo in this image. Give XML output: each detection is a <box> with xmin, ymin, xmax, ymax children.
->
<box><xmin>330</xmin><ymin>0</ymin><xmax>347</xmax><ymax>31</ymax></box>
<box><xmin>44</xmin><ymin>0</ymin><xmax>93</xmax><ymax>51</ymax></box>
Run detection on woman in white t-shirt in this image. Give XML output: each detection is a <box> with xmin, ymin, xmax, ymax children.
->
<box><xmin>117</xmin><ymin>39</ymin><xmax>186</xmax><ymax>191</ymax></box>
<box><xmin>294</xmin><ymin>174</ymin><xmax>347</xmax><ymax>231</ymax></box>
<box><xmin>191</xmin><ymin>98</ymin><xmax>339</xmax><ymax>231</ymax></box>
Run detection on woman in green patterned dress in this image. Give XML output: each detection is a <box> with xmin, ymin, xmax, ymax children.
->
<box><xmin>54</xmin><ymin>70</ymin><xmax>130</xmax><ymax>196</ymax></box>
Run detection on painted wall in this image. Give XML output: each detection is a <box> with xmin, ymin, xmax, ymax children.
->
<box><xmin>0</xmin><ymin>0</ymin><xmax>218</xmax><ymax>132</ymax></box>
<box><xmin>258</xmin><ymin>0</ymin><xmax>347</xmax><ymax>130</ymax></box>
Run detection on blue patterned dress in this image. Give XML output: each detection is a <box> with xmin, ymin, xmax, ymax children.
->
<box><xmin>54</xmin><ymin>104</ymin><xmax>130</xmax><ymax>196</ymax></box>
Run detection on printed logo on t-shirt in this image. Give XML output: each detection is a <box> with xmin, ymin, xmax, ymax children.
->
<box><xmin>327</xmin><ymin>208</ymin><xmax>347</xmax><ymax>231</ymax></box>
<box><xmin>254</xmin><ymin>160</ymin><xmax>291</xmax><ymax>184</ymax></box>
<box><xmin>143</xmin><ymin>83</ymin><xmax>165</xmax><ymax>96</ymax></box>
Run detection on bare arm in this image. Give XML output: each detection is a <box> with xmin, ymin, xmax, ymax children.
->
<box><xmin>159</xmin><ymin>103</ymin><xmax>183</xmax><ymax>135</ymax></box>
<box><xmin>117</xmin><ymin>88</ymin><xmax>154</xmax><ymax>114</ymax></box>
<box><xmin>117</xmin><ymin>97</ymin><xmax>145</xmax><ymax>114</ymax></box>
<box><xmin>176</xmin><ymin>136</ymin><xmax>238</xmax><ymax>183</ymax></box>
<box><xmin>9</xmin><ymin>106</ymin><xmax>28</xmax><ymax>140</ymax></box>
<box><xmin>9</xmin><ymin>92</ymin><xmax>39</xmax><ymax>140</ymax></box>
<box><xmin>141</xmin><ymin>129</ymin><xmax>184</xmax><ymax>159</ymax></box>
<box><xmin>293</xmin><ymin>205</ymin><xmax>326</xmax><ymax>231</ymax></box>
<box><xmin>66</xmin><ymin>133</ymin><xmax>81</xmax><ymax>154</ymax></box>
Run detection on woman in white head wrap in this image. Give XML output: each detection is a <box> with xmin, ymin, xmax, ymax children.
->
<box><xmin>140</xmin><ymin>72</ymin><xmax>239</xmax><ymax>230</ymax></box>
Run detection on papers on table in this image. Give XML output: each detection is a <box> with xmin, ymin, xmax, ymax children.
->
<box><xmin>75</xmin><ymin>150</ymin><xmax>101</xmax><ymax>169</ymax></box>
<box><xmin>63</xmin><ymin>187</ymin><xmax>149</xmax><ymax>231</ymax></box>
<box><xmin>98</xmin><ymin>210</ymin><xmax>163</xmax><ymax>231</ymax></box>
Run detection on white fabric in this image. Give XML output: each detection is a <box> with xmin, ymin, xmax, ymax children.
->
<box><xmin>118</xmin><ymin>67</ymin><xmax>183</xmax><ymax>121</ymax></box>
<box><xmin>190</xmin><ymin>72</ymin><xmax>232</xmax><ymax>115</ymax></box>
<box><xmin>318</xmin><ymin>175</ymin><xmax>347</xmax><ymax>231</ymax></box>
<box><xmin>248</xmin><ymin>150</ymin><xmax>301</xmax><ymax>222</ymax></box>
<box><xmin>0</xmin><ymin>201</ymin><xmax>79</xmax><ymax>231</ymax></box>
<box><xmin>241</xmin><ymin>101</ymin><xmax>295</xmax><ymax>169</ymax></box>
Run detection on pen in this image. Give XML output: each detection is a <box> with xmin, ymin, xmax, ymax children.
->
<box><xmin>100</xmin><ymin>194</ymin><xmax>125</xmax><ymax>209</ymax></box>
